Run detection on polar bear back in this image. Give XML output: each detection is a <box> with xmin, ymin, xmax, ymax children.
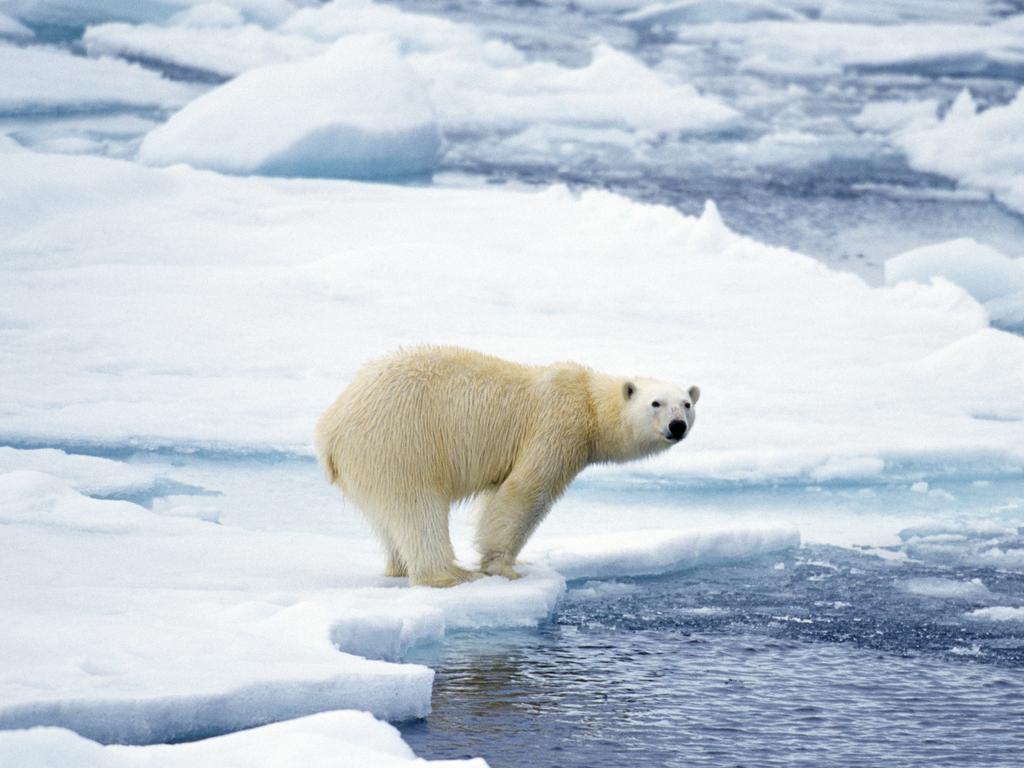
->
<box><xmin>315</xmin><ymin>346</ymin><xmax>593</xmax><ymax>506</ymax></box>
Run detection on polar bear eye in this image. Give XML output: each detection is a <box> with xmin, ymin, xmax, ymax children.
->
<box><xmin>684</xmin><ymin>402</ymin><xmax>691</xmax><ymax>410</ymax></box>
<box><xmin>651</xmin><ymin>401</ymin><xmax>661</xmax><ymax>408</ymax></box>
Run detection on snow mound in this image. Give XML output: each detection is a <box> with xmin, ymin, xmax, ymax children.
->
<box><xmin>534</xmin><ymin>526</ymin><xmax>800</xmax><ymax>580</ymax></box>
<box><xmin>885</xmin><ymin>238</ymin><xmax>1024</xmax><ymax>333</ymax></box>
<box><xmin>896</xmin><ymin>88</ymin><xmax>1024</xmax><ymax>217</ymax></box>
<box><xmin>138</xmin><ymin>36</ymin><xmax>441</xmax><ymax>179</ymax></box>
<box><xmin>0</xmin><ymin>41</ymin><xmax>199</xmax><ymax>116</ymax></box>
<box><xmin>0</xmin><ymin>710</ymin><xmax>487</xmax><ymax>767</ymax></box>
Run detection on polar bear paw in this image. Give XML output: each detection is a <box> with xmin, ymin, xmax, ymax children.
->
<box><xmin>411</xmin><ymin>564</ymin><xmax>480</xmax><ymax>588</ymax></box>
<box><xmin>480</xmin><ymin>556</ymin><xmax>522</xmax><ymax>581</ymax></box>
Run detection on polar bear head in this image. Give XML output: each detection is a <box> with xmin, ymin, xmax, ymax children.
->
<box><xmin>621</xmin><ymin>378</ymin><xmax>700</xmax><ymax>454</ymax></box>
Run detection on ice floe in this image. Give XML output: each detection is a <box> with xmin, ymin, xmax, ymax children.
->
<box><xmin>0</xmin><ymin>710</ymin><xmax>486</xmax><ymax>767</ymax></box>
<box><xmin>896</xmin><ymin>89</ymin><xmax>1024</xmax><ymax>217</ymax></box>
<box><xmin>138</xmin><ymin>36</ymin><xmax>442</xmax><ymax>179</ymax></box>
<box><xmin>0</xmin><ymin>463</ymin><xmax>795</xmax><ymax>745</ymax></box>
<box><xmin>885</xmin><ymin>238</ymin><xmax>1024</xmax><ymax>334</ymax></box>
<box><xmin>671</xmin><ymin>15</ymin><xmax>1024</xmax><ymax>78</ymax></box>
<box><xmin>0</xmin><ymin>41</ymin><xmax>200</xmax><ymax>117</ymax></box>
<box><xmin>1</xmin><ymin>145</ymin><xmax>1023</xmax><ymax>484</ymax></box>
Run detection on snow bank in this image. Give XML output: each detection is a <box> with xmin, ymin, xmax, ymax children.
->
<box><xmin>2</xmin><ymin>147</ymin><xmax>1023</xmax><ymax>482</ymax></box>
<box><xmin>138</xmin><ymin>37</ymin><xmax>441</xmax><ymax>179</ymax></box>
<box><xmin>534</xmin><ymin>526</ymin><xmax>800</xmax><ymax>580</ymax></box>
<box><xmin>885</xmin><ymin>239</ymin><xmax>1024</xmax><ymax>334</ymax></box>
<box><xmin>896</xmin><ymin>89</ymin><xmax>1024</xmax><ymax>217</ymax></box>
<box><xmin>0</xmin><ymin>42</ymin><xmax>199</xmax><ymax>116</ymax></box>
<box><xmin>0</xmin><ymin>711</ymin><xmax>487</xmax><ymax>767</ymax></box>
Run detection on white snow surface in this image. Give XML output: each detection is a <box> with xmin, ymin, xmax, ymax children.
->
<box><xmin>895</xmin><ymin>89</ymin><xmax>1024</xmax><ymax>217</ymax></box>
<box><xmin>0</xmin><ymin>710</ymin><xmax>486</xmax><ymax>767</ymax></box>
<box><xmin>0</xmin><ymin>10</ymin><xmax>31</xmax><ymax>37</ymax></box>
<box><xmin>0</xmin><ymin>42</ymin><xmax>200</xmax><ymax>116</ymax></box>
<box><xmin>670</xmin><ymin>15</ymin><xmax>1024</xmax><ymax>78</ymax></box>
<box><xmin>138</xmin><ymin>36</ymin><xmax>442</xmax><ymax>179</ymax></box>
<box><xmin>82</xmin><ymin>0</ymin><xmax>737</xmax><ymax>138</ymax></box>
<box><xmin>0</xmin><ymin>447</ymin><xmax>159</xmax><ymax>496</ymax></box>
<box><xmin>0</xmin><ymin>463</ymin><xmax>795</xmax><ymax>745</ymax></box>
<box><xmin>2</xmin><ymin>144</ymin><xmax>1023</xmax><ymax>482</ymax></box>
<box><xmin>885</xmin><ymin>238</ymin><xmax>1024</xmax><ymax>333</ymax></box>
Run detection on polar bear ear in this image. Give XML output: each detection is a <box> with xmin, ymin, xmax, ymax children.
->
<box><xmin>688</xmin><ymin>385</ymin><xmax>701</xmax><ymax>404</ymax></box>
<box><xmin>622</xmin><ymin>381</ymin><xmax>636</xmax><ymax>400</ymax></box>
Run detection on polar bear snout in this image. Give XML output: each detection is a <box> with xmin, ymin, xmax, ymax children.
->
<box><xmin>668</xmin><ymin>419</ymin><xmax>687</xmax><ymax>441</ymax></box>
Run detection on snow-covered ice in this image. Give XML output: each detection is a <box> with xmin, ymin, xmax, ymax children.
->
<box><xmin>2</xmin><ymin>144</ymin><xmax>1022</xmax><ymax>482</ymax></box>
<box><xmin>885</xmin><ymin>238</ymin><xmax>1024</xmax><ymax>333</ymax></box>
<box><xmin>0</xmin><ymin>710</ymin><xmax>487</xmax><ymax>767</ymax></box>
<box><xmin>3</xmin><ymin>0</ymin><xmax>1024</xmax><ymax>764</ymax></box>
<box><xmin>0</xmin><ymin>42</ymin><xmax>199</xmax><ymax>116</ymax></box>
<box><xmin>0</xmin><ymin>460</ymin><xmax>795</xmax><ymax>745</ymax></box>
<box><xmin>138</xmin><ymin>37</ymin><xmax>442</xmax><ymax>179</ymax></box>
<box><xmin>896</xmin><ymin>89</ymin><xmax>1024</xmax><ymax>216</ymax></box>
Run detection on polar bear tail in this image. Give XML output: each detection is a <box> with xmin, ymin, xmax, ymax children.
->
<box><xmin>314</xmin><ymin>413</ymin><xmax>341</xmax><ymax>486</ymax></box>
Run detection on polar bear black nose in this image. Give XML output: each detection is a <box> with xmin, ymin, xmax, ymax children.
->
<box><xmin>669</xmin><ymin>420</ymin><xmax>687</xmax><ymax>440</ymax></box>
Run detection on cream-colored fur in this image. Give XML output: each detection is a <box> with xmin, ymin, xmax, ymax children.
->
<box><xmin>315</xmin><ymin>346</ymin><xmax>699</xmax><ymax>587</ymax></box>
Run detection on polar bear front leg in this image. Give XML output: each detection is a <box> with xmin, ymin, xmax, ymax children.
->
<box><xmin>476</xmin><ymin>465</ymin><xmax>570</xmax><ymax>580</ymax></box>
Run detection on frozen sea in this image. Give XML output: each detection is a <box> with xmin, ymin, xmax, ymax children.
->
<box><xmin>2</xmin><ymin>1</ymin><xmax>1024</xmax><ymax>767</ymax></box>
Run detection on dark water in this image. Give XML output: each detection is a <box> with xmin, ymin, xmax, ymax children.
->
<box><xmin>402</xmin><ymin>545</ymin><xmax>1024</xmax><ymax>767</ymax></box>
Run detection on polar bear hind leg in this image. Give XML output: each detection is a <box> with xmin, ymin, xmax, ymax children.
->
<box><xmin>379</xmin><ymin>493</ymin><xmax>477</xmax><ymax>588</ymax></box>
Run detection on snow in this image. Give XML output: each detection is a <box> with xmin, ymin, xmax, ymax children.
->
<box><xmin>2</xmin><ymin>145</ymin><xmax>1023</xmax><ymax>481</ymax></box>
<box><xmin>3</xmin><ymin>1</ymin><xmax>1024</xmax><ymax>761</ymax></box>
<box><xmin>0</xmin><ymin>710</ymin><xmax>487</xmax><ymax>767</ymax></box>
<box><xmin>899</xmin><ymin>522</ymin><xmax>1024</xmax><ymax>571</ymax></box>
<box><xmin>536</xmin><ymin>527</ymin><xmax>800</xmax><ymax>580</ymax></box>
<box><xmin>885</xmin><ymin>238</ymin><xmax>1024</xmax><ymax>333</ymax></box>
<box><xmin>896</xmin><ymin>89</ymin><xmax>1024</xmax><ymax>217</ymax></box>
<box><xmin>138</xmin><ymin>37</ymin><xmax>442</xmax><ymax>179</ymax></box>
<box><xmin>0</xmin><ymin>10</ymin><xmax>32</xmax><ymax>37</ymax></box>
<box><xmin>0</xmin><ymin>462</ymin><xmax>796</xmax><ymax>745</ymax></box>
<box><xmin>82</xmin><ymin>20</ymin><xmax>321</xmax><ymax>79</ymax></box>
<box><xmin>83</xmin><ymin>0</ymin><xmax>738</xmax><ymax>138</ymax></box>
<box><xmin>671</xmin><ymin>16</ymin><xmax>1024</xmax><ymax>78</ymax></box>
<box><xmin>0</xmin><ymin>42</ymin><xmax>199</xmax><ymax>116</ymax></box>
<box><xmin>0</xmin><ymin>447</ymin><xmax>159</xmax><ymax>497</ymax></box>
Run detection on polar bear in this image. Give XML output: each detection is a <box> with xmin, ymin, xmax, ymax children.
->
<box><xmin>315</xmin><ymin>347</ymin><xmax>699</xmax><ymax>587</ymax></box>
